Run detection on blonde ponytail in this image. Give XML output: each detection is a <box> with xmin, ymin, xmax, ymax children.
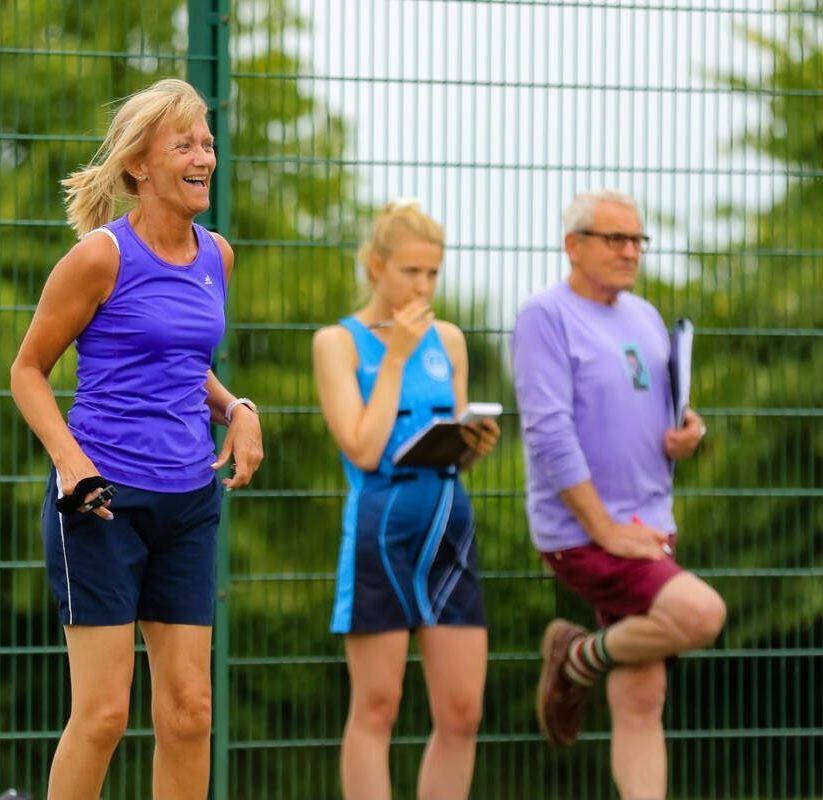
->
<box><xmin>62</xmin><ymin>164</ymin><xmax>119</xmax><ymax>238</ymax></box>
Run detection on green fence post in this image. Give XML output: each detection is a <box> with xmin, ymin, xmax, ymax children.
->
<box><xmin>187</xmin><ymin>2</ymin><xmax>232</xmax><ymax>799</ymax></box>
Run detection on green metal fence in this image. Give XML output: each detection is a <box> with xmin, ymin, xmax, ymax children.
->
<box><xmin>2</xmin><ymin>1</ymin><xmax>822</xmax><ymax>798</ymax></box>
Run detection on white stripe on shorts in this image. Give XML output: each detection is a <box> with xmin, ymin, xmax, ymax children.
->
<box><xmin>54</xmin><ymin>471</ymin><xmax>73</xmax><ymax>625</ymax></box>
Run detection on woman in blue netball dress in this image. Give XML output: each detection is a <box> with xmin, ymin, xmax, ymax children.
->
<box><xmin>313</xmin><ymin>201</ymin><xmax>500</xmax><ymax>800</ymax></box>
<box><xmin>10</xmin><ymin>80</ymin><xmax>262</xmax><ymax>799</ymax></box>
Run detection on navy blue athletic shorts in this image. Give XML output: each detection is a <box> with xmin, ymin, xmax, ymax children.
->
<box><xmin>41</xmin><ymin>469</ymin><xmax>222</xmax><ymax>626</ymax></box>
<box><xmin>331</xmin><ymin>471</ymin><xmax>486</xmax><ymax>634</ymax></box>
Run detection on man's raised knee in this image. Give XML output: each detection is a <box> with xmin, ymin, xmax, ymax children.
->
<box><xmin>657</xmin><ymin>578</ymin><xmax>727</xmax><ymax>651</ymax></box>
<box><xmin>684</xmin><ymin>589</ymin><xmax>726</xmax><ymax>648</ymax></box>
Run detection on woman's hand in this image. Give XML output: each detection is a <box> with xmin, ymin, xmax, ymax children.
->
<box><xmin>57</xmin><ymin>454</ymin><xmax>114</xmax><ymax>520</ymax></box>
<box><xmin>458</xmin><ymin>418</ymin><xmax>501</xmax><ymax>469</ymax></box>
<box><xmin>384</xmin><ymin>299</ymin><xmax>435</xmax><ymax>363</ymax></box>
<box><xmin>462</xmin><ymin>418</ymin><xmax>500</xmax><ymax>457</ymax></box>
<box><xmin>211</xmin><ymin>405</ymin><xmax>264</xmax><ymax>489</ymax></box>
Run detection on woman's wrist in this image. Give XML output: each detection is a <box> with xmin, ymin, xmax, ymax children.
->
<box><xmin>225</xmin><ymin>397</ymin><xmax>259</xmax><ymax>424</ymax></box>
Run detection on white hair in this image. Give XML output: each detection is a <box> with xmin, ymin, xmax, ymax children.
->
<box><xmin>562</xmin><ymin>189</ymin><xmax>643</xmax><ymax>234</ymax></box>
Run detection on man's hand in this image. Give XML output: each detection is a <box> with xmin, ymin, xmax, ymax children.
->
<box><xmin>665</xmin><ymin>408</ymin><xmax>706</xmax><ymax>460</ymax></box>
<box><xmin>594</xmin><ymin>520</ymin><xmax>669</xmax><ymax>561</ymax></box>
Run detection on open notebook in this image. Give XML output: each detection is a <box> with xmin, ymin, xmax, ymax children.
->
<box><xmin>392</xmin><ymin>403</ymin><xmax>502</xmax><ymax>468</ymax></box>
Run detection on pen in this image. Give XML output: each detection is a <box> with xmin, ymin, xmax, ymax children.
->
<box><xmin>368</xmin><ymin>309</ymin><xmax>432</xmax><ymax>330</ymax></box>
<box><xmin>631</xmin><ymin>514</ymin><xmax>672</xmax><ymax>556</ymax></box>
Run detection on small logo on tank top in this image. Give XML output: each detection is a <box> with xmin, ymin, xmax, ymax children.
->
<box><xmin>422</xmin><ymin>348</ymin><xmax>449</xmax><ymax>382</ymax></box>
<box><xmin>204</xmin><ymin>274</ymin><xmax>214</xmax><ymax>286</ymax></box>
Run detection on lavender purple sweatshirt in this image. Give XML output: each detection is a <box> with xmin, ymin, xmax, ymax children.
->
<box><xmin>511</xmin><ymin>282</ymin><xmax>676</xmax><ymax>553</ymax></box>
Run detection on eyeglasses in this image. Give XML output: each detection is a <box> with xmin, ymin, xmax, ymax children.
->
<box><xmin>576</xmin><ymin>230</ymin><xmax>651</xmax><ymax>253</ymax></box>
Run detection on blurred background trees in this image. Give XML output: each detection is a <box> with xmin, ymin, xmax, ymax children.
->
<box><xmin>1</xmin><ymin>1</ymin><xmax>821</xmax><ymax>797</ymax></box>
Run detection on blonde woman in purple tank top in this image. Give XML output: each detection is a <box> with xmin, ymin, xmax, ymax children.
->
<box><xmin>10</xmin><ymin>79</ymin><xmax>263</xmax><ymax>800</ymax></box>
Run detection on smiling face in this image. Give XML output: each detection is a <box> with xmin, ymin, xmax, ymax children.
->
<box><xmin>565</xmin><ymin>200</ymin><xmax>645</xmax><ymax>305</ymax></box>
<box><xmin>132</xmin><ymin>114</ymin><xmax>216</xmax><ymax>219</ymax></box>
<box><xmin>370</xmin><ymin>235</ymin><xmax>443</xmax><ymax>309</ymax></box>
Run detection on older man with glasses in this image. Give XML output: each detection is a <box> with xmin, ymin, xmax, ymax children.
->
<box><xmin>511</xmin><ymin>189</ymin><xmax>726</xmax><ymax>800</ymax></box>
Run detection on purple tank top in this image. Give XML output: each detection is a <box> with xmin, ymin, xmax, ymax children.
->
<box><xmin>67</xmin><ymin>213</ymin><xmax>227</xmax><ymax>491</ymax></box>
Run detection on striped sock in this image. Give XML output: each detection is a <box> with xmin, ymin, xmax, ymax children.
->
<box><xmin>564</xmin><ymin>630</ymin><xmax>613</xmax><ymax>687</ymax></box>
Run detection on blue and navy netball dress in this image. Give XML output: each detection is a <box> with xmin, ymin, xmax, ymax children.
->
<box><xmin>330</xmin><ymin>317</ymin><xmax>486</xmax><ymax>634</ymax></box>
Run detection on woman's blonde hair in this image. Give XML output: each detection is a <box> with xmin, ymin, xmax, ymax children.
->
<box><xmin>61</xmin><ymin>78</ymin><xmax>209</xmax><ymax>237</ymax></box>
<box><xmin>357</xmin><ymin>199</ymin><xmax>445</xmax><ymax>282</ymax></box>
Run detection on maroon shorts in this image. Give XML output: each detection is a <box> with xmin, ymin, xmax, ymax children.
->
<box><xmin>541</xmin><ymin>536</ymin><xmax>682</xmax><ymax>628</ymax></box>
